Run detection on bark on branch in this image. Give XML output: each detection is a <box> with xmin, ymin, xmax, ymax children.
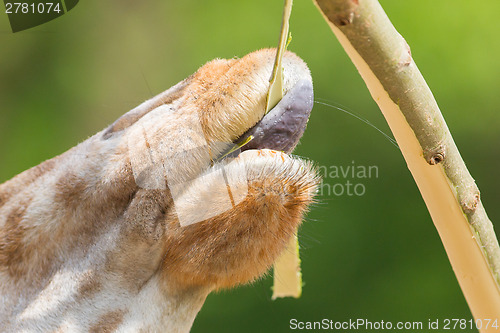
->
<box><xmin>313</xmin><ymin>0</ymin><xmax>500</xmax><ymax>326</ymax></box>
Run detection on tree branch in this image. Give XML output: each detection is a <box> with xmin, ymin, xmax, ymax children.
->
<box><xmin>313</xmin><ymin>0</ymin><xmax>500</xmax><ymax>326</ymax></box>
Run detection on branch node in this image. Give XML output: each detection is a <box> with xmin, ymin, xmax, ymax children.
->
<box><xmin>461</xmin><ymin>190</ymin><xmax>481</xmax><ymax>215</ymax></box>
<box><xmin>424</xmin><ymin>144</ymin><xmax>446</xmax><ymax>165</ymax></box>
<box><xmin>398</xmin><ymin>38</ymin><xmax>412</xmax><ymax>68</ymax></box>
<box><xmin>334</xmin><ymin>11</ymin><xmax>355</xmax><ymax>26</ymax></box>
<box><xmin>316</xmin><ymin>0</ymin><xmax>359</xmax><ymax>27</ymax></box>
<box><xmin>429</xmin><ymin>153</ymin><xmax>444</xmax><ymax>165</ymax></box>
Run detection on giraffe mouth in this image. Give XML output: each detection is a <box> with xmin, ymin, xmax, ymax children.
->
<box><xmin>230</xmin><ymin>79</ymin><xmax>313</xmax><ymax>158</ymax></box>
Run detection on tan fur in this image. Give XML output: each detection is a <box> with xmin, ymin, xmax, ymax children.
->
<box><xmin>0</xmin><ymin>49</ymin><xmax>318</xmax><ymax>332</ymax></box>
<box><xmin>90</xmin><ymin>310</ymin><xmax>125</xmax><ymax>333</ymax></box>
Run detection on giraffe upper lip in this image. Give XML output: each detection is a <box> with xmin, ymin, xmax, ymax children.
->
<box><xmin>235</xmin><ymin>79</ymin><xmax>314</xmax><ymax>154</ymax></box>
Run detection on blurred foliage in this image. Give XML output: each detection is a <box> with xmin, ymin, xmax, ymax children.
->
<box><xmin>1</xmin><ymin>1</ymin><xmax>499</xmax><ymax>332</ymax></box>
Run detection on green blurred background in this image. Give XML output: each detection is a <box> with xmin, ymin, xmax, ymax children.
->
<box><xmin>1</xmin><ymin>1</ymin><xmax>499</xmax><ymax>332</ymax></box>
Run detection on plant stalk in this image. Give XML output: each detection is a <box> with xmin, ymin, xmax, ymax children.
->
<box><xmin>313</xmin><ymin>0</ymin><xmax>500</xmax><ymax>326</ymax></box>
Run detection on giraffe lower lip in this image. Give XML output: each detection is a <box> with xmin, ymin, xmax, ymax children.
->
<box><xmin>236</xmin><ymin>79</ymin><xmax>313</xmax><ymax>154</ymax></box>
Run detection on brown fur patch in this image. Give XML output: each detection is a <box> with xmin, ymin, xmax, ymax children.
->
<box><xmin>0</xmin><ymin>157</ymin><xmax>60</xmax><ymax>279</ymax></box>
<box><xmin>52</xmin><ymin>159</ymin><xmax>136</xmax><ymax>219</ymax></box>
<box><xmin>51</xmin><ymin>160</ymin><xmax>137</xmax><ymax>247</ymax></box>
<box><xmin>90</xmin><ymin>309</ymin><xmax>125</xmax><ymax>333</ymax></box>
<box><xmin>76</xmin><ymin>270</ymin><xmax>102</xmax><ymax>301</ymax></box>
<box><xmin>0</xmin><ymin>197</ymin><xmax>31</xmax><ymax>277</ymax></box>
<box><xmin>0</xmin><ymin>191</ymin><xmax>7</xmax><ymax>208</ymax></box>
<box><xmin>53</xmin><ymin>172</ymin><xmax>89</xmax><ymax>213</ymax></box>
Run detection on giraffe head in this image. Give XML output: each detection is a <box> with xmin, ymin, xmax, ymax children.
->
<box><xmin>0</xmin><ymin>49</ymin><xmax>318</xmax><ymax>332</ymax></box>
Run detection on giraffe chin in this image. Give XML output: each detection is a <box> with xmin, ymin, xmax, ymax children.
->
<box><xmin>161</xmin><ymin>149</ymin><xmax>318</xmax><ymax>290</ymax></box>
